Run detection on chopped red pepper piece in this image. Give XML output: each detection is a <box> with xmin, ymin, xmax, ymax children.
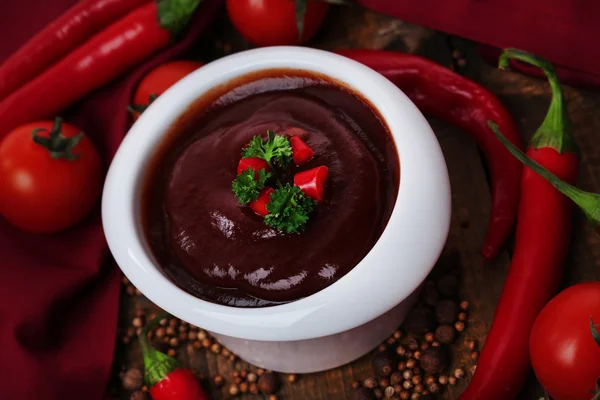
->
<box><xmin>237</xmin><ymin>157</ymin><xmax>270</xmax><ymax>177</ymax></box>
<box><xmin>290</xmin><ymin>136</ymin><xmax>315</xmax><ymax>165</ymax></box>
<box><xmin>294</xmin><ymin>166</ymin><xmax>329</xmax><ymax>203</ymax></box>
<box><xmin>250</xmin><ymin>187</ymin><xmax>275</xmax><ymax>216</ymax></box>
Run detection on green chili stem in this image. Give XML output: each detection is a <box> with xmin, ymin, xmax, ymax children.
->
<box><xmin>489</xmin><ymin>121</ymin><xmax>600</xmax><ymax>228</ymax></box>
<box><xmin>498</xmin><ymin>49</ymin><xmax>575</xmax><ymax>153</ymax></box>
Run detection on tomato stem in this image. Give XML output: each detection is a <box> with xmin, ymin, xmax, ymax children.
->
<box><xmin>31</xmin><ymin>116</ymin><xmax>85</xmax><ymax>161</ymax></box>
<box><xmin>591</xmin><ymin>317</ymin><xmax>600</xmax><ymax>347</ymax></box>
<box><xmin>498</xmin><ymin>49</ymin><xmax>575</xmax><ymax>154</ymax></box>
<box><xmin>489</xmin><ymin>121</ymin><xmax>600</xmax><ymax>230</ymax></box>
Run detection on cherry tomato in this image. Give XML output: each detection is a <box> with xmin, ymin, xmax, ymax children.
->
<box><xmin>130</xmin><ymin>60</ymin><xmax>203</xmax><ymax>120</ymax></box>
<box><xmin>226</xmin><ymin>0</ymin><xmax>330</xmax><ymax>47</ymax></box>
<box><xmin>530</xmin><ymin>282</ymin><xmax>600</xmax><ymax>400</ymax></box>
<box><xmin>0</xmin><ymin>118</ymin><xmax>102</xmax><ymax>233</ymax></box>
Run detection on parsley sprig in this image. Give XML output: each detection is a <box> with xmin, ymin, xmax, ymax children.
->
<box><xmin>232</xmin><ymin>131</ymin><xmax>316</xmax><ymax>233</ymax></box>
<box><xmin>242</xmin><ymin>130</ymin><xmax>292</xmax><ymax>168</ymax></box>
<box><xmin>232</xmin><ymin>168</ymin><xmax>271</xmax><ymax>204</ymax></box>
<box><xmin>265</xmin><ymin>184</ymin><xmax>316</xmax><ymax>233</ymax></box>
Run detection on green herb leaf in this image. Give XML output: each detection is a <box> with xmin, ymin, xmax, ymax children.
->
<box><xmin>232</xmin><ymin>168</ymin><xmax>272</xmax><ymax>204</ymax></box>
<box><xmin>242</xmin><ymin>130</ymin><xmax>292</xmax><ymax>167</ymax></box>
<box><xmin>265</xmin><ymin>184</ymin><xmax>316</xmax><ymax>233</ymax></box>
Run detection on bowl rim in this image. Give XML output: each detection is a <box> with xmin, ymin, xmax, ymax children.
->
<box><xmin>102</xmin><ymin>46</ymin><xmax>451</xmax><ymax>342</ymax></box>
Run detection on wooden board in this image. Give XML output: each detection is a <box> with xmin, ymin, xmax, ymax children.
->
<box><xmin>109</xmin><ymin>5</ymin><xmax>600</xmax><ymax>400</ymax></box>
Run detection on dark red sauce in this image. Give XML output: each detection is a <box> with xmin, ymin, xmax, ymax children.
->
<box><xmin>142</xmin><ymin>70</ymin><xmax>399</xmax><ymax>307</ymax></box>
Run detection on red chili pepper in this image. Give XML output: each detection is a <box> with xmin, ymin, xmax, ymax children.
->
<box><xmin>0</xmin><ymin>0</ymin><xmax>202</xmax><ymax>138</ymax></box>
<box><xmin>140</xmin><ymin>314</ymin><xmax>209</xmax><ymax>400</ymax></box>
<box><xmin>459</xmin><ymin>49</ymin><xmax>578</xmax><ymax>400</ymax></box>
<box><xmin>294</xmin><ymin>166</ymin><xmax>329</xmax><ymax>203</ymax></box>
<box><xmin>290</xmin><ymin>136</ymin><xmax>314</xmax><ymax>165</ymax></box>
<box><xmin>250</xmin><ymin>187</ymin><xmax>275</xmax><ymax>217</ymax></box>
<box><xmin>237</xmin><ymin>157</ymin><xmax>270</xmax><ymax>177</ymax></box>
<box><xmin>0</xmin><ymin>0</ymin><xmax>148</xmax><ymax>101</ymax></box>
<box><xmin>335</xmin><ymin>49</ymin><xmax>523</xmax><ymax>260</ymax></box>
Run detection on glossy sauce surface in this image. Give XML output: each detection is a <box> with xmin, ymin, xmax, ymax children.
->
<box><xmin>142</xmin><ymin>70</ymin><xmax>399</xmax><ymax>307</ymax></box>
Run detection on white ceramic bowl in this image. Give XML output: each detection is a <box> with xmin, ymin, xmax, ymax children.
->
<box><xmin>102</xmin><ymin>46</ymin><xmax>451</xmax><ymax>373</ymax></box>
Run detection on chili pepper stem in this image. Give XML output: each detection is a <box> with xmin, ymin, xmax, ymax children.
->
<box><xmin>489</xmin><ymin>121</ymin><xmax>600</xmax><ymax>229</ymax></box>
<box><xmin>139</xmin><ymin>312</ymin><xmax>183</xmax><ymax>388</ymax></box>
<box><xmin>499</xmin><ymin>48</ymin><xmax>575</xmax><ymax>154</ymax></box>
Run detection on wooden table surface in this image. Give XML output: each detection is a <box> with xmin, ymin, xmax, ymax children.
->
<box><xmin>110</xmin><ymin>5</ymin><xmax>600</xmax><ymax>399</ymax></box>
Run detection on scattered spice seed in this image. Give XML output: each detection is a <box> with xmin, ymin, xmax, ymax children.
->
<box><xmin>197</xmin><ymin>330</ymin><xmax>207</xmax><ymax>340</ymax></box>
<box><xmin>213</xmin><ymin>375</ymin><xmax>225</xmax><ymax>388</ymax></box>
<box><xmin>414</xmin><ymin>383</ymin><xmax>424</xmax><ymax>393</ymax></box>
<box><xmin>408</xmin><ymin>340</ymin><xmax>419</xmax><ymax>351</ymax></box>
<box><xmin>239</xmin><ymin>382</ymin><xmax>249</xmax><ymax>393</ymax></box>
<box><xmin>222</xmin><ymin>348</ymin><xmax>231</xmax><ymax>357</ymax></box>
<box><xmin>402</xmin><ymin>380</ymin><xmax>412</xmax><ymax>390</ymax></box>
<box><xmin>448</xmin><ymin>376</ymin><xmax>457</xmax><ymax>385</ymax></box>
<box><xmin>268</xmin><ymin>395</ymin><xmax>278</xmax><ymax>400</ymax></box>
<box><xmin>159</xmin><ymin>318</ymin><xmax>167</xmax><ymax>326</ymax></box>
<box><xmin>411</xmin><ymin>393</ymin><xmax>419</xmax><ymax>400</ymax></box>
<box><xmin>403</xmin><ymin>370</ymin><xmax>413</xmax><ymax>380</ymax></box>
<box><xmin>126</xmin><ymin>285</ymin><xmax>135</xmax><ymax>295</ymax></box>
<box><xmin>455</xmin><ymin>321</ymin><xmax>465</xmax><ymax>332</ymax></box>
<box><xmin>396</xmin><ymin>345</ymin><xmax>406</xmax><ymax>356</ymax></box>
<box><xmin>166</xmin><ymin>327</ymin><xmax>176</xmax><ymax>336</ymax></box>
<box><xmin>240</xmin><ymin>370</ymin><xmax>247</xmax><ymax>379</ymax></box>
<box><xmin>454</xmin><ymin>367</ymin><xmax>465</xmax><ymax>379</ymax></box>
<box><xmin>187</xmin><ymin>331</ymin><xmax>197</xmax><ymax>341</ymax></box>
<box><xmin>393</xmin><ymin>330</ymin><xmax>402</xmax><ymax>339</ymax></box>
<box><xmin>460</xmin><ymin>300</ymin><xmax>469</xmax><ymax>310</ymax></box>
<box><xmin>122</xmin><ymin>368</ymin><xmax>143</xmax><ymax>390</ymax></box>
<box><xmin>379</xmin><ymin>379</ymin><xmax>389</xmax><ymax>388</ymax></box>
<box><xmin>405</xmin><ymin>358</ymin><xmax>416</xmax><ymax>369</ymax></box>
<box><xmin>371</xmin><ymin>350</ymin><xmax>397</xmax><ymax>378</ymax></box>
<box><xmin>249</xmin><ymin>383</ymin><xmax>259</xmax><ymax>394</ymax></box>
<box><xmin>435</xmin><ymin>299</ymin><xmax>459</xmax><ymax>325</ymax></box>
<box><xmin>386</xmin><ymin>337</ymin><xmax>396</xmax><ymax>345</ymax></box>
<box><xmin>420</xmin><ymin>347</ymin><xmax>449</xmax><ymax>375</ymax></box>
<box><xmin>420</xmin><ymin>342</ymin><xmax>430</xmax><ymax>350</ymax></box>
<box><xmin>193</xmin><ymin>340</ymin><xmax>202</xmax><ymax>350</ymax></box>
<box><xmin>390</xmin><ymin>372</ymin><xmax>403</xmax><ymax>385</ymax></box>
<box><xmin>352</xmin><ymin>381</ymin><xmax>361</xmax><ymax>389</ymax></box>
<box><xmin>400</xmin><ymin>392</ymin><xmax>410</xmax><ymax>400</ymax></box>
<box><xmin>378</xmin><ymin>344</ymin><xmax>387</xmax><ymax>352</ymax></box>
<box><xmin>167</xmin><ymin>349</ymin><xmax>176</xmax><ymax>357</ymax></box>
<box><xmin>431</xmin><ymin>341</ymin><xmax>441</xmax><ymax>347</ymax></box>
<box><xmin>364</xmin><ymin>377</ymin><xmax>378</xmax><ymax>389</ymax></box>
<box><xmin>228</xmin><ymin>383</ymin><xmax>239</xmax><ymax>397</ymax></box>
<box><xmin>211</xmin><ymin>343</ymin><xmax>222</xmax><ymax>354</ymax></box>
<box><xmin>438</xmin><ymin>375</ymin><xmax>448</xmax><ymax>385</ymax></box>
<box><xmin>411</xmin><ymin>375</ymin><xmax>421</xmax><ymax>385</ymax></box>
<box><xmin>458</xmin><ymin>312</ymin><xmax>468</xmax><ymax>321</ymax></box>
<box><xmin>233</xmin><ymin>377</ymin><xmax>242</xmax><ymax>385</ymax></box>
<box><xmin>466</xmin><ymin>339</ymin><xmax>477</xmax><ymax>350</ymax></box>
<box><xmin>247</xmin><ymin>372</ymin><xmax>258</xmax><ymax>383</ymax></box>
<box><xmin>429</xmin><ymin>382</ymin><xmax>440</xmax><ymax>393</ymax></box>
<box><xmin>287</xmin><ymin>373</ymin><xmax>298</xmax><ymax>383</ymax></box>
<box><xmin>413</xmin><ymin>350</ymin><xmax>422</xmax><ymax>360</ymax></box>
<box><xmin>373</xmin><ymin>388</ymin><xmax>383</xmax><ymax>399</ymax></box>
<box><xmin>384</xmin><ymin>386</ymin><xmax>395</xmax><ymax>398</ymax></box>
<box><xmin>435</xmin><ymin>325</ymin><xmax>457</xmax><ymax>344</ymax></box>
<box><xmin>169</xmin><ymin>337</ymin><xmax>178</xmax><ymax>347</ymax></box>
<box><xmin>201</xmin><ymin>338</ymin><xmax>211</xmax><ymax>348</ymax></box>
<box><xmin>424</xmin><ymin>332</ymin><xmax>435</xmax><ymax>343</ymax></box>
<box><xmin>155</xmin><ymin>327</ymin><xmax>165</xmax><ymax>338</ymax></box>
<box><xmin>258</xmin><ymin>372</ymin><xmax>279</xmax><ymax>394</ymax></box>
<box><xmin>470</xmin><ymin>351</ymin><xmax>479</xmax><ymax>361</ymax></box>
<box><xmin>168</xmin><ymin>318</ymin><xmax>178</xmax><ymax>327</ymax></box>
<box><xmin>393</xmin><ymin>384</ymin><xmax>402</xmax><ymax>393</ymax></box>
<box><xmin>257</xmin><ymin>368</ymin><xmax>265</xmax><ymax>376</ymax></box>
<box><xmin>397</xmin><ymin>361</ymin><xmax>406</xmax><ymax>371</ymax></box>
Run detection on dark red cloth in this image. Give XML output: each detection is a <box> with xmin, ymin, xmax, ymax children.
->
<box><xmin>0</xmin><ymin>1</ymin><xmax>222</xmax><ymax>399</ymax></box>
<box><xmin>359</xmin><ymin>0</ymin><xmax>600</xmax><ymax>89</ymax></box>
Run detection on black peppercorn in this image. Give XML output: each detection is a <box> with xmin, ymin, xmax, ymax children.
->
<box><xmin>420</xmin><ymin>346</ymin><xmax>449</xmax><ymax>374</ymax></box>
<box><xmin>435</xmin><ymin>325</ymin><xmax>457</xmax><ymax>344</ymax></box>
<box><xmin>437</xmin><ymin>274</ymin><xmax>459</xmax><ymax>297</ymax></box>
<box><xmin>435</xmin><ymin>299</ymin><xmax>459</xmax><ymax>325</ymax></box>
<box><xmin>402</xmin><ymin>308</ymin><xmax>436</xmax><ymax>335</ymax></box>
<box><xmin>371</xmin><ymin>350</ymin><xmax>397</xmax><ymax>378</ymax></box>
<box><xmin>353</xmin><ymin>387</ymin><xmax>377</xmax><ymax>400</ymax></box>
<box><xmin>421</xmin><ymin>281</ymin><xmax>439</xmax><ymax>307</ymax></box>
<box><xmin>258</xmin><ymin>372</ymin><xmax>280</xmax><ymax>394</ymax></box>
